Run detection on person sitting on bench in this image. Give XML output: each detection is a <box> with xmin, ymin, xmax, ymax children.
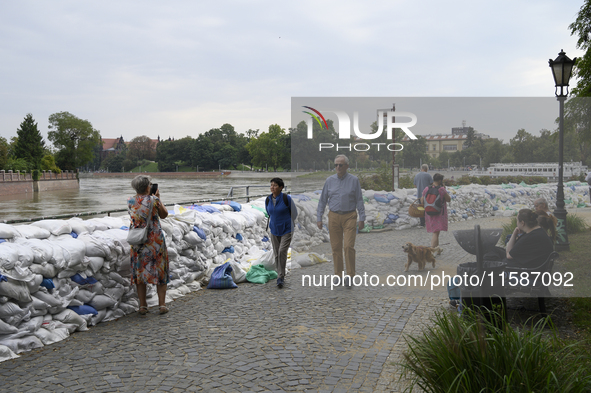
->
<box><xmin>485</xmin><ymin>209</ymin><xmax>554</xmax><ymax>268</ymax></box>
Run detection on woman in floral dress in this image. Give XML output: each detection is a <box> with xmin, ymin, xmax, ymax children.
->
<box><xmin>421</xmin><ymin>173</ymin><xmax>451</xmax><ymax>249</ymax></box>
<box><xmin>128</xmin><ymin>175</ymin><xmax>170</xmax><ymax>315</ymax></box>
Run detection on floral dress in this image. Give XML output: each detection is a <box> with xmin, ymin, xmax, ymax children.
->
<box><xmin>127</xmin><ymin>195</ymin><xmax>169</xmax><ymax>285</ymax></box>
<box><xmin>422</xmin><ymin>186</ymin><xmax>449</xmax><ymax>233</ymax></box>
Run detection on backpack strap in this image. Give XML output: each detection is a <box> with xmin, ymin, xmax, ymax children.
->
<box><xmin>283</xmin><ymin>193</ymin><xmax>291</xmax><ymax>217</ymax></box>
<box><xmin>265</xmin><ymin>195</ymin><xmax>271</xmax><ymax>231</ymax></box>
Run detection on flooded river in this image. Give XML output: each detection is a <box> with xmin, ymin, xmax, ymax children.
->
<box><xmin>0</xmin><ymin>174</ymin><xmax>326</xmax><ymax>222</ymax></box>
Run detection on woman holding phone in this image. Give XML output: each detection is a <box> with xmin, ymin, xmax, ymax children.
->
<box><xmin>128</xmin><ymin>175</ymin><xmax>170</xmax><ymax>315</ymax></box>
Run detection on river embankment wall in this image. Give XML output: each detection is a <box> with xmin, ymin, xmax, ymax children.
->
<box><xmin>79</xmin><ymin>171</ymin><xmax>231</xmax><ymax>179</ymax></box>
<box><xmin>0</xmin><ymin>170</ymin><xmax>78</xmax><ymax>196</ymax></box>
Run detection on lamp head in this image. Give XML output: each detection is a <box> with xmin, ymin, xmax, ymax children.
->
<box><xmin>549</xmin><ymin>49</ymin><xmax>577</xmax><ymax>97</ymax></box>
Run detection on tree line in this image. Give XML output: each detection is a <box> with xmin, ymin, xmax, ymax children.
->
<box><xmin>0</xmin><ymin>112</ymin><xmax>99</xmax><ymax>174</ymax></box>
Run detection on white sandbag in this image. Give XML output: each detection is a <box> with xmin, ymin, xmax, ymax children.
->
<box><xmin>229</xmin><ymin>261</ymin><xmax>247</xmax><ymax>283</ymax></box>
<box><xmin>104</xmin><ymin>285</ymin><xmax>125</xmax><ymax>301</ymax></box>
<box><xmin>87</xmin><ymin>256</ymin><xmax>104</xmax><ymax>273</ymax></box>
<box><xmin>0</xmin><ymin>344</ymin><xmax>18</xmax><ymax>362</ymax></box>
<box><xmin>0</xmin><ymin>301</ymin><xmax>26</xmax><ymax>319</ymax></box>
<box><xmin>0</xmin><ymin>318</ymin><xmax>18</xmax><ymax>335</ymax></box>
<box><xmin>17</xmin><ymin>316</ymin><xmax>44</xmax><ymax>334</ymax></box>
<box><xmin>51</xmin><ymin>237</ymin><xmax>86</xmax><ymax>268</ymax></box>
<box><xmin>31</xmin><ymin>220</ymin><xmax>72</xmax><ymax>236</ymax></box>
<box><xmin>34</xmin><ymin>326</ymin><xmax>70</xmax><ymax>345</ymax></box>
<box><xmin>26</xmin><ymin>274</ymin><xmax>43</xmax><ymax>293</ymax></box>
<box><xmin>0</xmin><ymin>242</ymin><xmax>34</xmax><ymax>268</ymax></box>
<box><xmin>117</xmin><ymin>302</ymin><xmax>137</xmax><ymax>315</ymax></box>
<box><xmin>28</xmin><ymin>262</ymin><xmax>57</xmax><ymax>278</ymax></box>
<box><xmin>74</xmin><ymin>289</ymin><xmax>96</xmax><ymax>304</ymax></box>
<box><xmin>103</xmin><ymin>308</ymin><xmax>125</xmax><ymax>322</ymax></box>
<box><xmin>0</xmin><ymin>224</ymin><xmax>18</xmax><ymax>239</ymax></box>
<box><xmin>67</xmin><ymin>218</ymin><xmax>92</xmax><ymax>235</ymax></box>
<box><xmin>77</xmin><ymin>234</ymin><xmax>110</xmax><ymax>258</ymax></box>
<box><xmin>53</xmin><ymin>309</ymin><xmax>85</xmax><ymax>330</ymax></box>
<box><xmin>0</xmin><ymin>278</ymin><xmax>31</xmax><ymax>303</ymax></box>
<box><xmin>32</xmin><ymin>290</ymin><xmax>63</xmax><ymax>308</ymax></box>
<box><xmin>13</xmin><ymin>239</ymin><xmax>54</xmax><ymax>264</ymax></box>
<box><xmin>13</xmin><ymin>225</ymin><xmax>51</xmax><ymax>239</ymax></box>
<box><xmin>89</xmin><ymin>294</ymin><xmax>117</xmax><ymax>310</ymax></box>
<box><xmin>89</xmin><ymin>309</ymin><xmax>107</xmax><ymax>326</ymax></box>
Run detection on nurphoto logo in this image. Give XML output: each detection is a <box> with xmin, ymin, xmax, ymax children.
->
<box><xmin>302</xmin><ymin>106</ymin><xmax>418</xmax><ymax>151</ymax></box>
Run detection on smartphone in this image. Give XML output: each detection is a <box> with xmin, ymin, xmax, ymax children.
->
<box><xmin>150</xmin><ymin>183</ymin><xmax>158</xmax><ymax>195</ymax></box>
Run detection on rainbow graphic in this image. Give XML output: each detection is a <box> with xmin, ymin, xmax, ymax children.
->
<box><xmin>302</xmin><ymin>106</ymin><xmax>328</xmax><ymax>130</ymax></box>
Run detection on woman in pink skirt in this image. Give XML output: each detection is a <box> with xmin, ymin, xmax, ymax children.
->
<box><xmin>421</xmin><ymin>173</ymin><xmax>451</xmax><ymax>248</ymax></box>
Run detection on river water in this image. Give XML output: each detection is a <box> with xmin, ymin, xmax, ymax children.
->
<box><xmin>0</xmin><ymin>174</ymin><xmax>326</xmax><ymax>223</ymax></box>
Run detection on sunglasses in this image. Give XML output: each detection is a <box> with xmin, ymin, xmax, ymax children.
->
<box><xmin>334</xmin><ymin>163</ymin><xmax>346</xmax><ymax>167</ymax></box>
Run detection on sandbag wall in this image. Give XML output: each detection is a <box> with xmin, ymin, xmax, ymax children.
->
<box><xmin>0</xmin><ymin>181</ymin><xmax>589</xmax><ymax>362</ymax></box>
<box><xmin>360</xmin><ymin>181</ymin><xmax>590</xmax><ymax>228</ymax></box>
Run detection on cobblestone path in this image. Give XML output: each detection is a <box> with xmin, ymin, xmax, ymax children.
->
<box><xmin>0</xmin><ymin>216</ymin><xmax>511</xmax><ymax>392</ymax></box>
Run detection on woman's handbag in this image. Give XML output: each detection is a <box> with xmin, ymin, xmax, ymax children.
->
<box><xmin>127</xmin><ymin>197</ymin><xmax>154</xmax><ymax>246</ymax></box>
<box><xmin>408</xmin><ymin>199</ymin><xmax>425</xmax><ymax>218</ymax></box>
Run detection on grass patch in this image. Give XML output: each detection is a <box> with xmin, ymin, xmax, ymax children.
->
<box><xmin>129</xmin><ymin>162</ymin><xmax>159</xmax><ymax>172</ymax></box>
<box><xmin>560</xmin><ymin>231</ymin><xmax>591</xmax><ymax>337</ymax></box>
<box><xmin>400</xmin><ymin>309</ymin><xmax>591</xmax><ymax>392</ymax></box>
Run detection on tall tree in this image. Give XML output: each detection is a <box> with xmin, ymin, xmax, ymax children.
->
<box><xmin>0</xmin><ymin>137</ymin><xmax>9</xmax><ymax>169</ymax></box>
<box><xmin>47</xmin><ymin>112</ymin><xmax>101</xmax><ymax>170</ymax></box>
<box><xmin>127</xmin><ymin>136</ymin><xmax>156</xmax><ymax>163</ymax></box>
<box><xmin>247</xmin><ymin>124</ymin><xmax>288</xmax><ymax>171</ymax></box>
<box><xmin>570</xmin><ymin>1</ymin><xmax>591</xmax><ymax>97</ymax></box>
<box><xmin>509</xmin><ymin>129</ymin><xmax>535</xmax><ymax>163</ymax></box>
<box><xmin>14</xmin><ymin>114</ymin><xmax>45</xmax><ymax>169</ymax></box>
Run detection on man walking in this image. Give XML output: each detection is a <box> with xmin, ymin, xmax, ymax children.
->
<box><xmin>414</xmin><ymin>164</ymin><xmax>433</xmax><ymax>227</ymax></box>
<box><xmin>317</xmin><ymin>155</ymin><xmax>365</xmax><ymax>287</ymax></box>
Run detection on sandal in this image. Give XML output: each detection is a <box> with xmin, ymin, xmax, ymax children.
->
<box><xmin>159</xmin><ymin>306</ymin><xmax>169</xmax><ymax>315</ymax></box>
<box><xmin>139</xmin><ymin>306</ymin><xmax>148</xmax><ymax>315</ymax></box>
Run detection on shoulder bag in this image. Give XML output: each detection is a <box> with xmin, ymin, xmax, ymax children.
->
<box><xmin>127</xmin><ymin>196</ymin><xmax>154</xmax><ymax>245</ymax></box>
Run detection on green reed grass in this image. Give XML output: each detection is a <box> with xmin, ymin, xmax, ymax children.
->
<box><xmin>400</xmin><ymin>309</ymin><xmax>591</xmax><ymax>392</ymax></box>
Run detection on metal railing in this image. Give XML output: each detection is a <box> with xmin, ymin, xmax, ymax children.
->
<box><xmin>1</xmin><ymin>190</ymin><xmax>306</xmax><ymax>225</ymax></box>
<box><xmin>227</xmin><ymin>185</ymin><xmax>286</xmax><ymax>202</ymax></box>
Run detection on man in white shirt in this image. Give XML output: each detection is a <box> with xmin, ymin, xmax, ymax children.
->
<box><xmin>317</xmin><ymin>155</ymin><xmax>365</xmax><ymax>287</ymax></box>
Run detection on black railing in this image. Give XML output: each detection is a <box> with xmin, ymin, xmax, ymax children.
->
<box><xmin>1</xmin><ymin>190</ymin><xmax>306</xmax><ymax>225</ymax></box>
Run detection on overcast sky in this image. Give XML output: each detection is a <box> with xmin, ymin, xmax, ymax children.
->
<box><xmin>0</xmin><ymin>0</ymin><xmax>586</xmax><ymax>145</ymax></box>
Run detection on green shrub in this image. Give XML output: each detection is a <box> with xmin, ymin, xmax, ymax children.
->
<box><xmin>401</xmin><ymin>309</ymin><xmax>591</xmax><ymax>392</ymax></box>
<box><xmin>32</xmin><ymin>169</ymin><xmax>40</xmax><ymax>181</ymax></box>
<box><xmin>399</xmin><ymin>174</ymin><xmax>414</xmax><ymax>189</ymax></box>
<box><xmin>567</xmin><ymin>214</ymin><xmax>589</xmax><ymax>234</ymax></box>
<box><xmin>501</xmin><ymin>214</ymin><xmax>588</xmax><ymax>242</ymax></box>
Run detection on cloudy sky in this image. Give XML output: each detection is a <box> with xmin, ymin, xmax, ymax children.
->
<box><xmin>0</xmin><ymin>0</ymin><xmax>586</xmax><ymax>145</ymax></box>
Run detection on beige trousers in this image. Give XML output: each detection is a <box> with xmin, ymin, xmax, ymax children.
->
<box><xmin>328</xmin><ymin>211</ymin><xmax>357</xmax><ymax>277</ymax></box>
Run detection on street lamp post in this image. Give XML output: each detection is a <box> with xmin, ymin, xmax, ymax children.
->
<box><xmin>549</xmin><ymin>49</ymin><xmax>577</xmax><ymax>251</ymax></box>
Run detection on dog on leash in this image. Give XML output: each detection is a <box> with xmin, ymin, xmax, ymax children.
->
<box><xmin>402</xmin><ymin>242</ymin><xmax>442</xmax><ymax>271</ymax></box>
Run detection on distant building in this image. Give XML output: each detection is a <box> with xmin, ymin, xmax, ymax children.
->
<box><xmin>99</xmin><ymin>136</ymin><xmax>159</xmax><ymax>161</ymax></box>
<box><xmin>401</xmin><ymin>121</ymin><xmax>493</xmax><ymax>159</ymax></box>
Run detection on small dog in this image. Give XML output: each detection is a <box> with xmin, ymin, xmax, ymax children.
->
<box><xmin>402</xmin><ymin>242</ymin><xmax>442</xmax><ymax>271</ymax></box>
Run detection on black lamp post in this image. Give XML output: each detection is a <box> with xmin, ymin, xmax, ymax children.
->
<box><xmin>549</xmin><ymin>49</ymin><xmax>577</xmax><ymax>251</ymax></box>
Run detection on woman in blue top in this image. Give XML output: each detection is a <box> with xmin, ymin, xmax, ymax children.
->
<box><xmin>265</xmin><ymin>178</ymin><xmax>298</xmax><ymax>288</ymax></box>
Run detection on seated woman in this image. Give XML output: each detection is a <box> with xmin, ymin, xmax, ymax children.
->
<box><xmin>505</xmin><ymin>209</ymin><xmax>554</xmax><ymax>269</ymax></box>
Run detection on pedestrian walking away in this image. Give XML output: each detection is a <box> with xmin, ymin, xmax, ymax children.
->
<box><xmin>265</xmin><ymin>177</ymin><xmax>298</xmax><ymax>288</ymax></box>
<box><xmin>317</xmin><ymin>155</ymin><xmax>365</xmax><ymax>287</ymax></box>
<box><xmin>414</xmin><ymin>164</ymin><xmax>433</xmax><ymax>228</ymax></box>
<box><xmin>421</xmin><ymin>173</ymin><xmax>451</xmax><ymax>249</ymax></box>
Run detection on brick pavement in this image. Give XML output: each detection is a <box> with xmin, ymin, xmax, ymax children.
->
<box><xmin>0</xmin><ymin>216</ymin><xmax>510</xmax><ymax>392</ymax></box>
